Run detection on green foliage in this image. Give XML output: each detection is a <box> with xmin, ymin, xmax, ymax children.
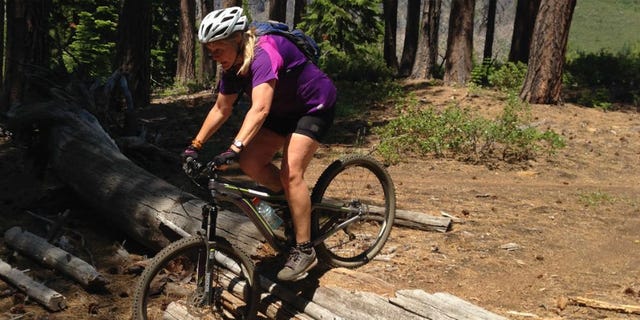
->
<box><xmin>374</xmin><ymin>92</ymin><xmax>565</xmax><ymax>165</ymax></box>
<box><xmin>335</xmin><ymin>80</ymin><xmax>403</xmax><ymax>118</ymax></box>
<box><xmin>470</xmin><ymin>59</ymin><xmax>494</xmax><ymax>87</ymax></box>
<box><xmin>487</xmin><ymin>62</ymin><xmax>528</xmax><ymax>93</ymax></box>
<box><xmin>470</xmin><ymin>60</ymin><xmax>527</xmax><ymax>94</ymax></box>
<box><xmin>150</xmin><ymin>1</ymin><xmax>180</xmax><ymax>88</ymax></box>
<box><xmin>155</xmin><ymin>80</ymin><xmax>207</xmax><ymax>98</ymax></box>
<box><xmin>321</xmin><ymin>44</ymin><xmax>393</xmax><ymax>81</ymax></box>
<box><xmin>65</xmin><ymin>8</ymin><xmax>118</xmax><ymax>78</ymax></box>
<box><xmin>564</xmin><ymin>47</ymin><xmax>640</xmax><ymax>106</ymax></box>
<box><xmin>297</xmin><ymin>0</ymin><xmax>388</xmax><ymax>81</ymax></box>
<box><xmin>50</xmin><ymin>0</ymin><xmax>119</xmax><ymax>79</ymax></box>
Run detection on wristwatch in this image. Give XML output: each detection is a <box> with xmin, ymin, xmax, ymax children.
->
<box><xmin>233</xmin><ymin>139</ymin><xmax>244</xmax><ymax>151</ymax></box>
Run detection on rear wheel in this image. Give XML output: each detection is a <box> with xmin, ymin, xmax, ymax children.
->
<box><xmin>311</xmin><ymin>155</ymin><xmax>396</xmax><ymax>268</ymax></box>
<box><xmin>132</xmin><ymin>235</ymin><xmax>257</xmax><ymax>320</ymax></box>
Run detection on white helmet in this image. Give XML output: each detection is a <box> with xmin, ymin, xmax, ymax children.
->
<box><xmin>198</xmin><ymin>7</ymin><xmax>248</xmax><ymax>43</ymax></box>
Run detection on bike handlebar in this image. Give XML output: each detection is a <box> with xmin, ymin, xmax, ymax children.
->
<box><xmin>184</xmin><ymin>157</ymin><xmax>210</xmax><ymax>178</ymax></box>
<box><xmin>184</xmin><ymin>157</ymin><xmax>238</xmax><ymax>180</ymax></box>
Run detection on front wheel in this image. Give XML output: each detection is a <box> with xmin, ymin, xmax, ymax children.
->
<box><xmin>132</xmin><ymin>235</ymin><xmax>257</xmax><ymax>320</ymax></box>
<box><xmin>311</xmin><ymin>154</ymin><xmax>396</xmax><ymax>268</ymax></box>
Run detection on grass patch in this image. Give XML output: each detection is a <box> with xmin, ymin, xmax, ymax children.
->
<box><xmin>578</xmin><ymin>190</ymin><xmax>615</xmax><ymax>207</ymax></box>
<box><xmin>569</xmin><ymin>0</ymin><xmax>640</xmax><ymax>54</ymax></box>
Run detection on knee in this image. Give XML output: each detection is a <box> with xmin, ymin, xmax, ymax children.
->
<box><xmin>280</xmin><ymin>168</ymin><xmax>304</xmax><ymax>191</ymax></box>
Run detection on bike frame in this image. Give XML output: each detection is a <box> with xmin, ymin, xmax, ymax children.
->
<box><xmin>205</xmin><ymin>170</ymin><xmax>367</xmax><ymax>254</ymax></box>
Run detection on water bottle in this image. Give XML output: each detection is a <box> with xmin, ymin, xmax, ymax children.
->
<box><xmin>252</xmin><ymin>198</ymin><xmax>283</xmax><ymax>230</ymax></box>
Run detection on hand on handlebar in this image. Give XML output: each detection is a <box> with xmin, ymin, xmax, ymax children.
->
<box><xmin>181</xmin><ymin>145</ymin><xmax>202</xmax><ymax>177</ymax></box>
<box><xmin>213</xmin><ymin>149</ymin><xmax>239</xmax><ymax>167</ymax></box>
<box><xmin>182</xmin><ymin>157</ymin><xmax>202</xmax><ymax>177</ymax></box>
<box><xmin>181</xmin><ymin>145</ymin><xmax>199</xmax><ymax>161</ymax></box>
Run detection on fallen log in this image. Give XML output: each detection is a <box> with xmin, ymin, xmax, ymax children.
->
<box><xmin>4</xmin><ymin>226</ymin><xmax>108</xmax><ymax>290</ymax></box>
<box><xmin>7</xmin><ymin>101</ymin><xmax>263</xmax><ymax>255</ymax></box>
<box><xmin>392</xmin><ymin>208</ymin><xmax>452</xmax><ymax>232</ymax></box>
<box><xmin>0</xmin><ymin>258</ymin><xmax>67</xmax><ymax>311</ymax></box>
<box><xmin>392</xmin><ymin>290</ymin><xmax>507</xmax><ymax>320</ymax></box>
<box><xmin>568</xmin><ymin>296</ymin><xmax>640</xmax><ymax>315</ymax></box>
<box><xmin>326</xmin><ymin>199</ymin><xmax>452</xmax><ymax>232</ymax></box>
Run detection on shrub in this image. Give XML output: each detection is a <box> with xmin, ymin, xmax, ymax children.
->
<box><xmin>488</xmin><ymin>61</ymin><xmax>528</xmax><ymax>93</ymax></box>
<box><xmin>374</xmin><ymin>92</ymin><xmax>565</xmax><ymax>165</ymax></box>
<box><xmin>565</xmin><ymin>45</ymin><xmax>640</xmax><ymax>106</ymax></box>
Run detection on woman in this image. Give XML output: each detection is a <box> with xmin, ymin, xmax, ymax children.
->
<box><xmin>183</xmin><ymin>7</ymin><xmax>337</xmax><ymax>282</ymax></box>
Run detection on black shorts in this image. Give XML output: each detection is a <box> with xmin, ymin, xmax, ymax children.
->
<box><xmin>263</xmin><ymin>108</ymin><xmax>335</xmax><ymax>142</ymax></box>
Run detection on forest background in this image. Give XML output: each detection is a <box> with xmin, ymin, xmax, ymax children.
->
<box><xmin>0</xmin><ymin>0</ymin><xmax>640</xmax><ymax>319</ymax></box>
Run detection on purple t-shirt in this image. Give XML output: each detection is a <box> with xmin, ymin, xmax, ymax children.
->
<box><xmin>218</xmin><ymin>35</ymin><xmax>336</xmax><ymax>117</ymax></box>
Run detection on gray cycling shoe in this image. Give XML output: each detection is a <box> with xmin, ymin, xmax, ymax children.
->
<box><xmin>277</xmin><ymin>247</ymin><xmax>318</xmax><ymax>281</ymax></box>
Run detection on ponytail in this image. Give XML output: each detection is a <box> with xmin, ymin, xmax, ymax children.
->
<box><xmin>236</xmin><ymin>28</ymin><xmax>256</xmax><ymax>76</ymax></box>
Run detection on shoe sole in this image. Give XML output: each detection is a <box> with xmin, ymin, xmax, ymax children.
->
<box><xmin>278</xmin><ymin>258</ymin><xmax>318</xmax><ymax>282</ymax></box>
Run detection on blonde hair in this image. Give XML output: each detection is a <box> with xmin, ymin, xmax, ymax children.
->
<box><xmin>236</xmin><ymin>28</ymin><xmax>257</xmax><ymax>76</ymax></box>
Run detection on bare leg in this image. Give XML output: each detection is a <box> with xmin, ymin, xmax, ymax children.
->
<box><xmin>238</xmin><ymin>128</ymin><xmax>285</xmax><ymax>192</ymax></box>
<box><xmin>280</xmin><ymin>133</ymin><xmax>319</xmax><ymax>244</ymax></box>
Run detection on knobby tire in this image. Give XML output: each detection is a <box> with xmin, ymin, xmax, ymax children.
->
<box><xmin>132</xmin><ymin>235</ymin><xmax>257</xmax><ymax>320</ymax></box>
<box><xmin>311</xmin><ymin>154</ymin><xmax>396</xmax><ymax>268</ymax></box>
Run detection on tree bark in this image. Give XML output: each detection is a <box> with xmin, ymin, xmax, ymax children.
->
<box><xmin>197</xmin><ymin>0</ymin><xmax>215</xmax><ymax>84</ymax></box>
<box><xmin>519</xmin><ymin>0</ymin><xmax>576</xmax><ymax>104</ymax></box>
<box><xmin>508</xmin><ymin>0</ymin><xmax>541</xmax><ymax>63</ymax></box>
<box><xmin>222</xmin><ymin>0</ymin><xmax>243</xmax><ymax>8</ymax></box>
<box><xmin>0</xmin><ymin>0</ymin><xmax>5</xmax><ymax>88</ymax></box>
<box><xmin>114</xmin><ymin>0</ymin><xmax>152</xmax><ymax>110</ymax></box>
<box><xmin>1</xmin><ymin>0</ymin><xmax>51</xmax><ymax>111</ymax></box>
<box><xmin>293</xmin><ymin>0</ymin><xmax>306</xmax><ymax>27</ymax></box>
<box><xmin>482</xmin><ymin>0</ymin><xmax>497</xmax><ymax>61</ymax></box>
<box><xmin>176</xmin><ymin>0</ymin><xmax>196</xmax><ymax>86</ymax></box>
<box><xmin>443</xmin><ymin>0</ymin><xmax>475</xmax><ymax>85</ymax></box>
<box><xmin>398</xmin><ymin>0</ymin><xmax>421</xmax><ymax>77</ymax></box>
<box><xmin>411</xmin><ymin>0</ymin><xmax>442</xmax><ymax>79</ymax></box>
<box><xmin>383</xmin><ymin>0</ymin><xmax>399</xmax><ymax>72</ymax></box>
<box><xmin>269</xmin><ymin>0</ymin><xmax>287</xmax><ymax>22</ymax></box>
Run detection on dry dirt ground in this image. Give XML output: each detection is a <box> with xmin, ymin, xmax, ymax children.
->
<box><xmin>1</xmin><ymin>83</ymin><xmax>639</xmax><ymax>320</ymax></box>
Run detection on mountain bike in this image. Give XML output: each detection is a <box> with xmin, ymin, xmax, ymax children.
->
<box><xmin>131</xmin><ymin>154</ymin><xmax>396</xmax><ymax>319</ymax></box>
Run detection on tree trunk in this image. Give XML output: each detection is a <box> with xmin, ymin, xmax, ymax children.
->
<box><xmin>483</xmin><ymin>0</ymin><xmax>497</xmax><ymax>61</ymax></box>
<box><xmin>197</xmin><ymin>0</ymin><xmax>215</xmax><ymax>84</ymax></box>
<box><xmin>398</xmin><ymin>0</ymin><xmax>421</xmax><ymax>77</ymax></box>
<box><xmin>411</xmin><ymin>0</ymin><xmax>442</xmax><ymax>79</ymax></box>
<box><xmin>293</xmin><ymin>0</ymin><xmax>306</xmax><ymax>27</ymax></box>
<box><xmin>269</xmin><ymin>0</ymin><xmax>287</xmax><ymax>22</ymax></box>
<box><xmin>383</xmin><ymin>0</ymin><xmax>399</xmax><ymax>72</ymax></box>
<box><xmin>508</xmin><ymin>0</ymin><xmax>540</xmax><ymax>63</ymax></box>
<box><xmin>1</xmin><ymin>0</ymin><xmax>51</xmax><ymax>111</ymax></box>
<box><xmin>519</xmin><ymin>0</ymin><xmax>576</xmax><ymax>104</ymax></box>
<box><xmin>114</xmin><ymin>0</ymin><xmax>152</xmax><ymax>110</ymax></box>
<box><xmin>443</xmin><ymin>0</ymin><xmax>475</xmax><ymax>85</ymax></box>
<box><xmin>0</xmin><ymin>0</ymin><xmax>5</xmax><ymax>89</ymax></box>
<box><xmin>222</xmin><ymin>0</ymin><xmax>243</xmax><ymax>7</ymax></box>
<box><xmin>176</xmin><ymin>0</ymin><xmax>196</xmax><ymax>86</ymax></box>
<box><xmin>7</xmin><ymin>100</ymin><xmax>264</xmax><ymax>255</ymax></box>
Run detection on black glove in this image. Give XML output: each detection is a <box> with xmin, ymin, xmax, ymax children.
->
<box><xmin>181</xmin><ymin>145</ymin><xmax>200</xmax><ymax>176</ymax></box>
<box><xmin>181</xmin><ymin>145</ymin><xmax>199</xmax><ymax>162</ymax></box>
<box><xmin>213</xmin><ymin>149</ymin><xmax>239</xmax><ymax>166</ymax></box>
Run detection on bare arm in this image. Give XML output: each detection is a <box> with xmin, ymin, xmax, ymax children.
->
<box><xmin>229</xmin><ymin>80</ymin><xmax>275</xmax><ymax>151</ymax></box>
<box><xmin>193</xmin><ymin>92</ymin><xmax>238</xmax><ymax>147</ymax></box>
